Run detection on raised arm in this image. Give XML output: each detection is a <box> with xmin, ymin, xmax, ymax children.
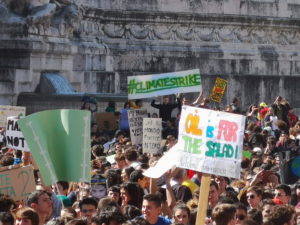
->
<box><xmin>191</xmin><ymin>91</ymin><xmax>204</xmax><ymax>106</ymax></box>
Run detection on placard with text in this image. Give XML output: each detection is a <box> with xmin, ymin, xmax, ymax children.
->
<box><xmin>128</xmin><ymin>109</ymin><xmax>148</xmax><ymax>145</ymax></box>
<box><xmin>178</xmin><ymin>106</ymin><xmax>246</xmax><ymax>179</ymax></box>
<box><xmin>0</xmin><ymin>166</ymin><xmax>35</xmax><ymax>201</ymax></box>
<box><xmin>6</xmin><ymin>117</ymin><xmax>29</xmax><ymax>151</ymax></box>
<box><xmin>128</xmin><ymin>69</ymin><xmax>202</xmax><ymax>99</ymax></box>
<box><xmin>143</xmin><ymin>118</ymin><xmax>162</xmax><ymax>153</ymax></box>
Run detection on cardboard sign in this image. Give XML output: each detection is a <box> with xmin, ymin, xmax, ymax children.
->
<box><xmin>143</xmin><ymin>118</ymin><xmax>162</xmax><ymax>154</ymax></box>
<box><xmin>178</xmin><ymin>106</ymin><xmax>245</xmax><ymax>179</ymax></box>
<box><xmin>128</xmin><ymin>69</ymin><xmax>202</xmax><ymax>99</ymax></box>
<box><xmin>0</xmin><ymin>106</ymin><xmax>26</xmax><ymax>127</ymax></box>
<box><xmin>128</xmin><ymin>109</ymin><xmax>148</xmax><ymax>145</ymax></box>
<box><xmin>209</xmin><ymin>77</ymin><xmax>227</xmax><ymax>103</ymax></box>
<box><xmin>6</xmin><ymin>117</ymin><xmax>29</xmax><ymax>151</ymax></box>
<box><xmin>0</xmin><ymin>165</ymin><xmax>35</xmax><ymax>201</ymax></box>
<box><xmin>95</xmin><ymin>112</ymin><xmax>118</xmax><ymax>131</ymax></box>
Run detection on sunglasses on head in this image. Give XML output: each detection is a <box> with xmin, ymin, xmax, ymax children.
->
<box><xmin>236</xmin><ymin>214</ymin><xmax>246</xmax><ymax>220</ymax></box>
<box><xmin>247</xmin><ymin>194</ymin><xmax>256</xmax><ymax>199</ymax></box>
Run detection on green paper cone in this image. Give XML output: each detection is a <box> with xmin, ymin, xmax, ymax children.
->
<box><xmin>18</xmin><ymin>110</ymin><xmax>91</xmax><ymax>185</ymax></box>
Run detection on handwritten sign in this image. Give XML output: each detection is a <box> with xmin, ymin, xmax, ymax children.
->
<box><xmin>95</xmin><ymin>112</ymin><xmax>118</xmax><ymax>131</ymax></box>
<box><xmin>0</xmin><ymin>166</ymin><xmax>35</xmax><ymax>201</ymax></box>
<box><xmin>128</xmin><ymin>109</ymin><xmax>148</xmax><ymax>145</ymax></box>
<box><xmin>143</xmin><ymin>118</ymin><xmax>162</xmax><ymax>154</ymax></box>
<box><xmin>291</xmin><ymin>156</ymin><xmax>300</xmax><ymax>177</ymax></box>
<box><xmin>128</xmin><ymin>69</ymin><xmax>202</xmax><ymax>99</ymax></box>
<box><xmin>209</xmin><ymin>78</ymin><xmax>227</xmax><ymax>103</ymax></box>
<box><xmin>6</xmin><ymin>117</ymin><xmax>29</xmax><ymax>151</ymax></box>
<box><xmin>178</xmin><ymin>106</ymin><xmax>245</xmax><ymax>179</ymax></box>
<box><xmin>0</xmin><ymin>106</ymin><xmax>26</xmax><ymax>127</ymax></box>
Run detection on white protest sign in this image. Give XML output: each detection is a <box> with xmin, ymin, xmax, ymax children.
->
<box><xmin>6</xmin><ymin>117</ymin><xmax>30</xmax><ymax>151</ymax></box>
<box><xmin>128</xmin><ymin>109</ymin><xmax>148</xmax><ymax>145</ymax></box>
<box><xmin>177</xmin><ymin>106</ymin><xmax>245</xmax><ymax>179</ymax></box>
<box><xmin>143</xmin><ymin>144</ymin><xmax>181</xmax><ymax>179</ymax></box>
<box><xmin>128</xmin><ymin>69</ymin><xmax>202</xmax><ymax>99</ymax></box>
<box><xmin>143</xmin><ymin>118</ymin><xmax>162</xmax><ymax>154</ymax></box>
<box><xmin>0</xmin><ymin>106</ymin><xmax>26</xmax><ymax>127</ymax></box>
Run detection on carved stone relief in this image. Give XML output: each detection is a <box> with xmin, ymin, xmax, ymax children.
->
<box><xmin>91</xmin><ymin>22</ymin><xmax>300</xmax><ymax>46</ymax></box>
<box><xmin>0</xmin><ymin>0</ymin><xmax>83</xmax><ymax>37</ymax></box>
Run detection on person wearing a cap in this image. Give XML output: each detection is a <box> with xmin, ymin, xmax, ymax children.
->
<box><xmin>257</xmin><ymin>102</ymin><xmax>269</xmax><ymax>127</ymax></box>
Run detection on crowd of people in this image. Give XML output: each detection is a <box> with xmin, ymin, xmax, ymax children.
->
<box><xmin>0</xmin><ymin>93</ymin><xmax>299</xmax><ymax>225</ymax></box>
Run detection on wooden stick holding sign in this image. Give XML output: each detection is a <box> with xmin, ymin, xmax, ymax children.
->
<box><xmin>195</xmin><ymin>174</ymin><xmax>211</xmax><ymax>225</ymax></box>
<box><xmin>144</xmin><ymin>107</ymin><xmax>246</xmax><ymax>224</ymax></box>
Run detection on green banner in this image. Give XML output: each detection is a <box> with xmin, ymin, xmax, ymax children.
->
<box><xmin>18</xmin><ymin>110</ymin><xmax>91</xmax><ymax>185</ymax></box>
<box><xmin>128</xmin><ymin>69</ymin><xmax>202</xmax><ymax>99</ymax></box>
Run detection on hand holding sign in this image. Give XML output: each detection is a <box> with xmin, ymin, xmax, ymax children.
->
<box><xmin>144</xmin><ymin>108</ymin><xmax>246</xmax><ymax>225</ymax></box>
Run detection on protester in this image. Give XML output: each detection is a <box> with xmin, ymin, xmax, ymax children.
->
<box><xmin>16</xmin><ymin>207</ymin><xmax>39</xmax><ymax>225</ymax></box>
<box><xmin>211</xmin><ymin>203</ymin><xmax>236</xmax><ymax>225</ymax></box>
<box><xmin>151</xmin><ymin>95</ymin><xmax>180</xmax><ymax>122</ymax></box>
<box><xmin>1</xmin><ymin>92</ymin><xmax>300</xmax><ymax>225</ymax></box>
<box><xmin>0</xmin><ymin>212</ymin><xmax>14</xmax><ymax>225</ymax></box>
<box><xmin>172</xmin><ymin>203</ymin><xmax>190</xmax><ymax>225</ymax></box>
<box><xmin>142</xmin><ymin>194</ymin><xmax>172</xmax><ymax>225</ymax></box>
<box><xmin>79</xmin><ymin>198</ymin><xmax>98</xmax><ymax>223</ymax></box>
<box><xmin>26</xmin><ymin>190</ymin><xmax>53</xmax><ymax>225</ymax></box>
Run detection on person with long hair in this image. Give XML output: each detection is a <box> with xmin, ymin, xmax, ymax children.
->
<box><xmin>120</xmin><ymin>182</ymin><xmax>143</xmax><ymax>209</ymax></box>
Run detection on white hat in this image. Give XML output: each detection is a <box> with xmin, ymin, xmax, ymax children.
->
<box><xmin>253</xmin><ymin>147</ymin><xmax>263</xmax><ymax>155</ymax></box>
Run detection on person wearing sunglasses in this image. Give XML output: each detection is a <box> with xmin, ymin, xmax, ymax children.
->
<box><xmin>234</xmin><ymin>203</ymin><xmax>247</xmax><ymax>225</ymax></box>
<box><xmin>246</xmin><ymin>186</ymin><xmax>263</xmax><ymax>209</ymax></box>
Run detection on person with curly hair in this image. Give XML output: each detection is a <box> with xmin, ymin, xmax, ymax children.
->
<box><xmin>264</xmin><ymin>205</ymin><xmax>295</xmax><ymax>225</ymax></box>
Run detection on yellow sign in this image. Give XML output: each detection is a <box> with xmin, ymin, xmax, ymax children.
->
<box><xmin>210</xmin><ymin>78</ymin><xmax>227</xmax><ymax>103</ymax></box>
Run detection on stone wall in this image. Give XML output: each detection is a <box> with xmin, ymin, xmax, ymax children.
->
<box><xmin>0</xmin><ymin>0</ymin><xmax>300</xmax><ymax>110</ymax></box>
